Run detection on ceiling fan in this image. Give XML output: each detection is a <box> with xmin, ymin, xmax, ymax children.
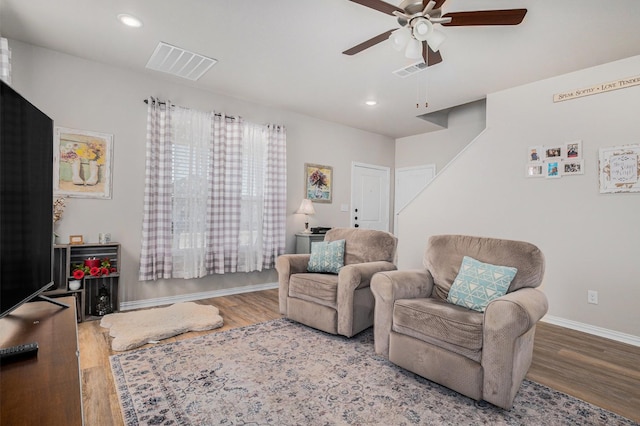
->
<box><xmin>343</xmin><ymin>0</ymin><xmax>527</xmax><ymax>66</ymax></box>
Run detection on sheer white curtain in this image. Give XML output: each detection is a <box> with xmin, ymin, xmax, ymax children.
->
<box><xmin>0</xmin><ymin>38</ymin><xmax>11</xmax><ymax>85</ymax></box>
<box><xmin>237</xmin><ymin>123</ymin><xmax>266</xmax><ymax>272</ymax></box>
<box><xmin>171</xmin><ymin>107</ymin><xmax>213</xmax><ymax>278</ymax></box>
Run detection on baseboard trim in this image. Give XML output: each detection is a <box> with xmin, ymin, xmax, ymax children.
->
<box><xmin>542</xmin><ymin>315</ymin><xmax>640</xmax><ymax>347</ymax></box>
<box><xmin>119</xmin><ymin>282</ymin><xmax>279</xmax><ymax>311</ymax></box>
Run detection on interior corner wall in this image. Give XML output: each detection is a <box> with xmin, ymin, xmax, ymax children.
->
<box><xmin>396</xmin><ymin>55</ymin><xmax>640</xmax><ymax>338</ymax></box>
<box><xmin>395</xmin><ymin>100</ymin><xmax>486</xmax><ymax>171</ymax></box>
<box><xmin>8</xmin><ymin>39</ymin><xmax>394</xmax><ymax>305</ymax></box>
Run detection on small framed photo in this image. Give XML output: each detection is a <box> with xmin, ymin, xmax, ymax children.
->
<box><xmin>305</xmin><ymin>163</ymin><xmax>333</xmax><ymax>203</ymax></box>
<box><xmin>526</xmin><ymin>163</ymin><xmax>544</xmax><ymax>178</ymax></box>
<box><xmin>545</xmin><ymin>146</ymin><xmax>563</xmax><ymax>160</ymax></box>
<box><xmin>546</xmin><ymin>161</ymin><xmax>561</xmax><ymax>178</ymax></box>
<box><xmin>562</xmin><ymin>160</ymin><xmax>585</xmax><ymax>176</ymax></box>
<box><xmin>565</xmin><ymin>140</ymin><xmax>582</xmax><ymax>159</ymax></box>
<box><xmin>69</xmin><ymin>235</ymin><xmax>84</xmax><ymax>245</ymax></box>
<box><xmin>527</xmin><ymin>146</ymin><xmax>543</xmax><ymax>163</ymax></box>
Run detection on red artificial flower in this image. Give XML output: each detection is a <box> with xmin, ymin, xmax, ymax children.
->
<box><xmin>73</xmin><ymin>269</ymin><xmax>85</xmax><ymax>279</ymax></box>
<box><xmin>90</xmin><ymin>266</ymin><xmax>101</xmax><ymax>276</ymax></box>
<box><xmin>110</xmin><ymin>267</ymin><xmax>117</xmax><ymax>273</ymax></box>
<box><xmin>100</xmin><ymin>267</ymin><xmax>110</xmax><ymax>276</ymax></box>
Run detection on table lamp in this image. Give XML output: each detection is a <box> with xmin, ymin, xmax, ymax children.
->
<box><xmin>296</xmin><ymin>198</ymin><xmax>315</xmax><ymax>233</ymax></box>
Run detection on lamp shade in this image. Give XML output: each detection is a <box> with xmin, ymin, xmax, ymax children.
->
<box><xmin>296</xmin><ymin>199</ymin><xmax>315</xmax><ymax>215</ymax></box>
<box><xmin>404</xmin><ymin>38</ymin><xmax>423</xmax><ymax>59</ymax></box>
<box><xmin>412</xmin><ymin>18</ymin><xmax>433</xmax><ymax>42</ymax></box>
<box><xmin>389</xmin><ymin>27</ymin><xmax>411</xmax><ymax>52</ymax></box>
<box><xmin>426</xmin><ymin>29</ymin><xmax>446</xmax><ymax>52</ymax></box>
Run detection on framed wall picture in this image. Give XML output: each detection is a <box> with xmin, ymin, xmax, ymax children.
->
<box><xmin>527</xmin><ymin>146</ymin><xmax>543</xmax><ymax>163</ymax></box>
<box><xmin>525</xmin><ymin>163</ymin><xmax>544</xmax><ymax>178</ymax></box>
<box><xmin>304</xmin><ymin>163</ymin><xmax>332</xmax><ymax>203</ymax></box>
<box><xmin>562</xmin><ymin>160</ymin><xmax>584</xmax><ymax>175</ymax></box>
<box><xmin>54</xmin><ymin>127</ymin><xmax>114</xmax><ymax>199</ymax></box>
<box><xmin>565</xmin><ymin>140</ymin><xmax>582</xmax><ymax>159</ymax></box>
<box><xmin>545</xmin><ymin>146</ymin><xmax>563</xmax><ymax>160</ymax></box>
<box><xmin>599</xmin><ymin>144</ymin><xmax>640</xmax><ymax>193</ymax></box>
<box><xmin>546</xmin><ymin>161</ymin><xmax>561</xmax><ymax>178</ymax></box>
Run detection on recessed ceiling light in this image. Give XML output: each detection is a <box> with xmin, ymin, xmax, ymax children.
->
<box><xmin>117</xmin><ymin>14</ymin><xmax>143</xmax><ymax>28</ymax></box>
<box><xmin>365</xmin><ymin>100</ymin><xmax>377</xmax><ymax>106</ymax></box>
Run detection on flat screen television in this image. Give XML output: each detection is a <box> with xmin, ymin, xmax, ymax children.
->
<box><xmin>0</xmin><ymin>79</ymin><xmax>55</xmax><ymax>318</ymax></box>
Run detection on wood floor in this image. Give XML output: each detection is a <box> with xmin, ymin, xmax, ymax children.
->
<box><xmin>78</xmin><ymin>289</ymin><xmax>640</xmax><ymax>425</ymax></box>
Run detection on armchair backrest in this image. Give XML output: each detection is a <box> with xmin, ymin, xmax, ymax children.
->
<box><xmin>325</xmin><ymin>228</ymin><xmax>397</xmax><ymax>265</ymax></box>
<box><xmin>423</xmin><ymin>234</ymin><xmax>545</xmax><ymax>301</ymax></box>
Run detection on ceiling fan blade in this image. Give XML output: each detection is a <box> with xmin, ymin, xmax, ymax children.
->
<box><xmin>422</xmin><ymin>42</ymin><xmax>443</xmax><ymax>67</ymax></box>
<box><xmin>342</xmin><ymin>29</ymin><xmax>395</xmax><ymax>55</ymax></box>
<box><xmin>429</xmin><ymin>0</ymin><xmax>448</xmax><ymax>10</ymax></box>
<box><xmin>349</xmin><ymin>0</ymin><xmax>404</xmax><ymax>16</ymax></box>
<box><xmin>442</xmin><ymin>9</ymin><xmax>527</xmax><ymax>26</ymax></box>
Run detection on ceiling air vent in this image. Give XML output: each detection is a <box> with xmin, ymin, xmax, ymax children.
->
<box><xmin>145</xmin><ymin>42</ymin><xmax>217</xmax><ymax>81</ymax></box>
<box><xmin>392</xmin><ymin>61</ymin><xmax>428</xmax><ymax>78</ymax></box>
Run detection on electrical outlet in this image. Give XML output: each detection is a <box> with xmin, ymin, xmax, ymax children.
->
<box><xmin>587</xmin><ymin>290</ymin><xmax>598</xmax><ymax>305</ymax></box>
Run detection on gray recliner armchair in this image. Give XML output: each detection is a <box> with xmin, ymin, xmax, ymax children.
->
<box><xmin>371</xmin><ymin>234</ymin><xmax>547</xmax><ymax>409</ymax></box>
<box><xmin>277</xmin><ymin>227</ymin><xmax>397</xmax><ymax>337</ymax></box>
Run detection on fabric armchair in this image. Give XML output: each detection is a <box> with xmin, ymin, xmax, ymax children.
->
<box><xmin>371</xmin><ymin>234</ymin><xmax>547</xmax><ymax>409</ymax></box>
<box><xmin>277</xmin><ymin>227</ymin><xmax>397</xmax><ymax>337</ymax></box>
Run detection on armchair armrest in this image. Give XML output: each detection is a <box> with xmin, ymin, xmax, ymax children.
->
<box><xmin>482</xmin><ymin>287</ymin><xmax>549</xmax><ymax>408</ymax></box>
<box><xmin>276</xmin><ymin>254</ymin><xmax>311</xmax><ymax>314</ymax></box>
<box><xmin>370</xmin><ymin>269</ymin><xmax>434</xmax><ymax>358</ymax></box>
<box><xmin>335</xmin><ymin>261</ymin><xmax>396</xmax><ymax>337</ymax></box>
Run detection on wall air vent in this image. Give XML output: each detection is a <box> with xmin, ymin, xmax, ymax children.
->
<box><xmin>145</xmin><ymin>42</ymin><xmax>217</xmax><ymax>81</ymax></box>
<box><xmin>392</xmin><ymin>61</ymin><xmax>428</xmax><ymax>78</ymax></box>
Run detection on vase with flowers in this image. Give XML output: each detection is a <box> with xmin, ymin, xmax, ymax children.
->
<box><xmin>72</xmin><ymin>257</ymin><xmax>117</xmax><ymax>280</ymax></box>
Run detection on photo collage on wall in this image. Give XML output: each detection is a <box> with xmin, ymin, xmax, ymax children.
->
<box><xmin>526</xmin><ymin>140</ymin><xmax>584</xmax><ymax>178</ymax></box>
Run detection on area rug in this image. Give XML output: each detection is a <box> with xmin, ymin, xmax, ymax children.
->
<box><xmin>100</xmin><ymin>302</ymin><xmax>223</xmax><ymax>351</ymax></box>
<box><xmin>110</xmin><ymin>319</ymin><xmax>636</xmax><ymax>425</ymax></box>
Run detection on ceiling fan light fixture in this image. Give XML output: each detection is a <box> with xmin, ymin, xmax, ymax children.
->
<box><xmin>426</xmin><ymin>29</ymin><xmax>446</xmax><ymax>52</ymax></box>
<box><xmin>389</xmin><ymin>27</ymin><xmax>411</xmax><ymax>52</ymax></box>
<box><xmin>412</xmin><ymin>18</ymin><xmax>433</xmax><ymax>41</ymax></box>
<box><xmin>404</xmin><ymin>38</ymin><xmax>423</xmax><ymax>59</ymax></box>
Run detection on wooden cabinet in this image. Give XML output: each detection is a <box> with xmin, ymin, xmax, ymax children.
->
<box><xmin>295</xmin><ymin>233</ymin><xmax>325</xmax><ymax>254</ymax></box>
<box><xmin>47</xmin><ymin>243</ymin><xmax>120</xmax><ymax>322</ymax></box>
<box><xmin>0</xmin><ymin>297</ymin><xmax>83</xmax><ymax>425</ymax></box>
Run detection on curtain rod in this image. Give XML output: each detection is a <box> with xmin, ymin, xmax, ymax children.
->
<box><xmin>143</xmin><ymin>99</ymin><xmax>236</xmax><ymax>119</ymax></box>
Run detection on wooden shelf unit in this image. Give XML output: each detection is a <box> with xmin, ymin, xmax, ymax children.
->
<box><xmin>48</xmin><ymin>243</ymin><xmax>120</xmax><ymax>322</ymax></box>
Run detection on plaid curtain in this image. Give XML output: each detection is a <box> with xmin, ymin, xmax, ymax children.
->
<box><xmin>0</xmin><ymin>37</ymin><xmax>11</xmax><ymax>85</ymax></box>
<box><xmin>205</xmin><ymin>114</ymin><xmax>244</xmax><ymax>274</ymax></box>
<box><xmin>261</xmin><ymin>124</ymin><xmax>287</xmax><ymax>269</ymax></box>
<box><xmin>139</xmin><ymin>98</ymin><xmax>174</xmax><ymax>281</ymax></box>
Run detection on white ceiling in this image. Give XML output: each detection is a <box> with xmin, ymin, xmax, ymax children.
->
<box><xmin>2</xmin><ymin>0</ymin><xmax>640</xmax><ymax>138</ymax></box>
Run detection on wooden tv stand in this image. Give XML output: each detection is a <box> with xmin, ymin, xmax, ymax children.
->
<box><xmin>0</xmin><ymin>296</ymin><xmax>83</xmax><ymax>425</ymax></box>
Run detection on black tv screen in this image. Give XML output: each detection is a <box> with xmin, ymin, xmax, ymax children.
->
<box><xmin>0</xmin><ymin>80</ymin><xmax>54</xmax><ymax>318</ymax></box>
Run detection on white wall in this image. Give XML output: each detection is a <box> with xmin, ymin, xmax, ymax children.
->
<box><xmin>395</xmin><ymin>100</ymin><xmax>486</xmax><ymax>170</ymax></box>
<box><xmin>397</xmin><ymin>55</ymin><xmax>640</xmax><ymax>339</ymax></box>
<box><xmin>9</xmin><ymin>40</ymin><xmax>395</xmax><ymax>305</ymax></box>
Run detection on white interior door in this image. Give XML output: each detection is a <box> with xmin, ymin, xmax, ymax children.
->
<box><xmin>351</xmin><ymin>162</ymin><xmax>390</xmax><ymax>231</ymax></box>
<box><xmin>394</xmin><ymin>164</ymin><xmax>436</xmax><ymax>232</ymax></box>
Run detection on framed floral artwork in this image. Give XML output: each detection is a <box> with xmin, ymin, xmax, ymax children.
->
<box><xmin>305</xmin><ymin>163</ymin><xmax>332</xmax><ymax>203</ymax></box>
<box><xmin>54</xmin><ymin>127</ymin><xmax>113</xmax><ymax>199</ymax></box>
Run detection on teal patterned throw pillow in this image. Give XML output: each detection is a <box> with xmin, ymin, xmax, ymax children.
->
<box><xmin>307</xmin><ymin>239</ymin><xmax>345</xmax><ymax>274</ymax></box>
<box><xmin>447</xmin><ymin>256</ymin><xmax>518</xmax><ymax>312</ymax></box>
